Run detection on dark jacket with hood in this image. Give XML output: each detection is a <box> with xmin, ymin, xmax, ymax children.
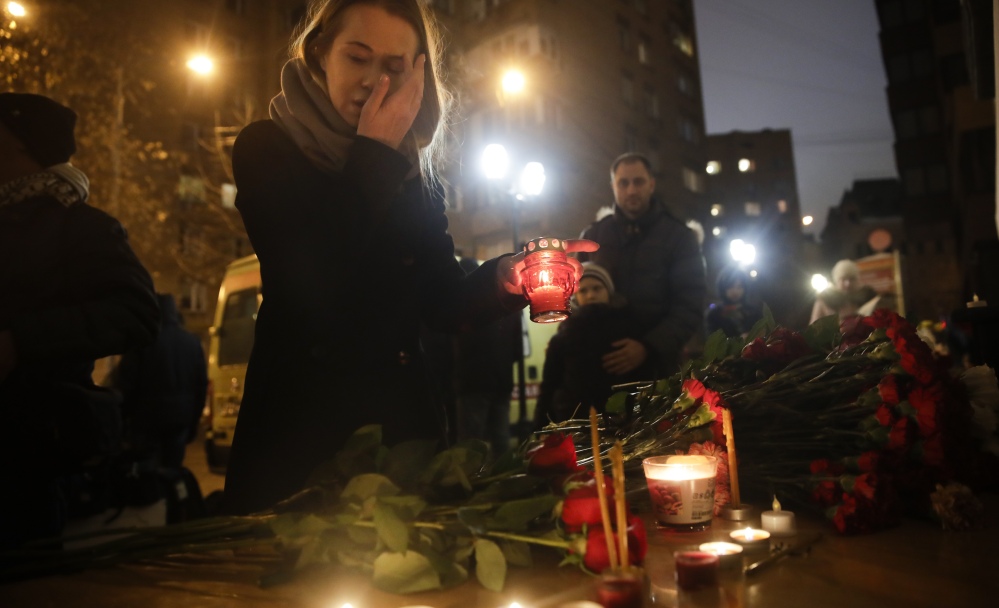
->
<box><xmin>536</xmin><ymin>302</ymin><xmax>653</xmax><ymax>424</ymax></box>
<box><xmin>114</xmin><ymin>293</ymin><xmax>208</xmax><ymax>452</ymax></box>
<box><xmin>0</xmin><ymin>171</ymin><xmax>160</xmax><ymax>477</ymax></box>
<box><xmin>579</xmin><ymin>200</ymin><xmax>706</xmax><ymax>377</ymax></box>
<box><xmin>223</xmin><ymin>121</ymin><xmax>525</xmax><ymax>514</ymax></box>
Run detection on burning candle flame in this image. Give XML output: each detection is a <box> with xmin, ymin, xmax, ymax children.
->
<box><xmin>773</xmin><ymin>495</ymin><xmax>782</xmax><ymax>512</ymax></box>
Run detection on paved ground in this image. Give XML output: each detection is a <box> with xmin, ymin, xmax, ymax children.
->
<box><xmin>185</xmin><ymin>423</ymin><xmax>226</xmax><ymax>499</ymax></box>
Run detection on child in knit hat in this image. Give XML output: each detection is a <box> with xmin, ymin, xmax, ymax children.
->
<box><xmin>535</xmin><ymin>263</ymin><xmax>652</xmax><ymax>425</ymax></box>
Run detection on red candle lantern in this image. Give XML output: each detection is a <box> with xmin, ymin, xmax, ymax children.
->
<box><xmin>521</xmin><ymin>237</ymin><xmax>576</xmax><ymax>323</ymax></box>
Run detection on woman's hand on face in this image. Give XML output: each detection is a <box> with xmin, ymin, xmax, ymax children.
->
<box><xmin>496</xmin><ymin>239</ymin><xmax>599</xmax><ymax>297</ymax></box>
<box><xmin>357</xmin><ymin>54</ymin><xmax>425</xmax><ymax>150</ymax></box>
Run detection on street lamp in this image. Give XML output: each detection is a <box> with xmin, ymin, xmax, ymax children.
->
<box><xmin>481</xmin><ymin>143</ymin><xmax>546</xmax><ymax>440</ymax></box>
<box><xmin>729</xmin><ymin>238</ymin><xmax>756</xmax><ymax>266</ymax></box>
<box><xmin>501</xmin><ymin>68</ymin><xmax>526</xmax><ymax>96</ymax></box>
<box><xmin>5</xmin><ymin>2</ymin><xmax>26</xmax><ymax>17</ymax></box>
<box><xmin>186</xmin><ymin>54</ymin><xmax>214</xmax><ymax>76</ymax></box>
<box><xmin>811</xmin><ymin>274</ymin><xmax>830</xmax><ymax>293</ymax></box>
<box><xmin>802</xmin><ymin>215</ymin><xmax>814</xmax><ymax>227</ymax></box>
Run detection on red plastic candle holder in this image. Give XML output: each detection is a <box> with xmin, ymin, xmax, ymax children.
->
<box><xmin>674</xmin><ymin>551</ymin><xmax>719</xmax><ymax>591</ymax></box>
<box><xmin>521</xmin><ymin>237</ymin><xmax>576</xmax><ymax>323</ymax></box>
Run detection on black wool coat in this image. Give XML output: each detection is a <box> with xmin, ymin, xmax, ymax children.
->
<box><xmin>223</xmin><ymin>121</ymin><xmax>524</xmax><ymax>514</ymax></box>
<box><xmin>579</xmin><ymin>202</ymin><xmax>706</xmax><ymax>377</ymax></box>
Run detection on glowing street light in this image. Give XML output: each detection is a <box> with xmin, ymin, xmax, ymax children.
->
<box><xmin>802</xmin><ymin>215</ymin><xmax>814</xmax><ymax>226</ymax></box>
<box><xmin>501</xmin><ymin>68</ymin><xmax>526</xmax><ymax>95</ymax></box>
<box><xmin>481</xmin><ymin>143</ymin><xmax>510</xmax><ymax>181</ymax></box>
<box><xmin>811</xmin><ymin>274</ymin><xmax>830</xmax><ymax>293</ymax></box>
<box><xmin>729</xmin><ymin>239</ymin><xmax>756</xmax><ymax>265</ymax></box>
<box><xmin>6</xmin><ymin>2</ymin><xmax>26</xmax><ymax>17</ymax></box>
<box><xmin>518</xmin><ymin>161</ymin><xmax>546</xmax><ymax>197</ymax></box>
<box><xmin>186</xmin><ymin>54</ymin><xmax>214</xmax><ymax>76</ymax></box>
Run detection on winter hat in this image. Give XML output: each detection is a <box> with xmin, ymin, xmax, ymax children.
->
<box><xmin>0</xmin><ymin>93</ymin><xmax>77</xmax><ymax>168</ymax></box>
<box><xmin>580</xmin><ymin>262</ymin><xmax>615</xmax><ymax>295</ymax></box>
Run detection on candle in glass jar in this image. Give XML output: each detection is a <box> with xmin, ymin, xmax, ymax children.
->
<box><xmin>642</xmin><ymin>455</ymin><xmax>718</xmax><ymax>531</ymax></box>
<box><xmin>521</xmin><ymin>237</ymin><xmax>575</xmax><ymax>323</ymax></box>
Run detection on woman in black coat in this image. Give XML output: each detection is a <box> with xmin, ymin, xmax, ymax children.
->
<box><xmin>222</xmin><ymin>0</ymin><xmax>592</xmax><ymax>514</ymax></box>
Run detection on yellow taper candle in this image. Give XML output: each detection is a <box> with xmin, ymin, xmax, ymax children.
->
<box><xmin>589</xmin><ymin>407</ymin><xmax>618</xmax><ymax>570</ymax></box>
<box><xmin>722</xmin><ymin>408</ymin><xmax>741</xmax><ymax>507</ymax></box>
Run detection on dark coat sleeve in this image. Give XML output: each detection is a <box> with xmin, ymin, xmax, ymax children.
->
<box><xmin>642</xmin><ymin>227</ymin><xmax>705</xmax><ymax>361</ymax></box>
<box><xmin>8</xmin><ymin>205</ymin><xmax>159</xmax><ymax>363</ymax></box>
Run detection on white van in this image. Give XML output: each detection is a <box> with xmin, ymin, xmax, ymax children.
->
<box><xmin>204</xmin><ymin>254</ymin><xmax>261</xmax><ymax>470</ymax></box>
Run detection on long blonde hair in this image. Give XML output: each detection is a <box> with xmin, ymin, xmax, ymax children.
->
<box><xmin>291</xmin><ymin>0</ymin><xmax>452</xmax><ymax>182</ymax></box>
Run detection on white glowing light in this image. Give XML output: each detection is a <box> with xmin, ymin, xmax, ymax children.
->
<box><xmin>7</xmin><ymin>2</ymin><xmax>26</xmax><ymax>17</ymax></box>
<box><xmin>501</xmin><ymin>69</ymin><xmax>526</xmax><ymax>95</ymax></box>
<box><xmin>481</xmin><ymin>144</ymin><xmax>509</xmax><ymax>180</ymax></box>
<box><xmin>811</xmin><ymin>274</ymin><xmax>830</xmax><ymax>293</ymax></box>
<box><xmin>186</xmin><ymin>54</ymin><xmax>214</xmax><ymax>75</ymax></box>
<box><xmin>519</xmin><ymin>161</ymin><xmax>546</xmax><ymax>196</ymax></box>
<box><xmin>802</xmin><ymin>215</ymin><xmax>814</xmax><ymax>226</ymax></box>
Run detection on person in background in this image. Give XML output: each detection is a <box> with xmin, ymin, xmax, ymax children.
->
<box><xmin>536</xmin><ymin>263</ymin><xmax>652</xmax><ymax>425</ymax></box>
<box><xmin>0</xmin><ymin>93</ymin><xmax>159</xmax><ymax>547</ymax></box>
<box><xmin>579</xmin><ymin>152</ymin><xmax>706</xmax><ymax>379</ymax></box>
<box><xmin>810</xmin><ymin>259</ymin><xmax>878</xmax><ymax>325</ymax></box>
<box><xmin>220</xmin><ymin>0</ymin><xmax>595</xmax><ymax>514</ymax></box>
<box><xmin>704</xmin><ymin>266</ymin><xmax>762</xmax><ymax>338</ymax></box>
<box><xmin>113</xmin><ymin>293</ymin><xmax>208</xmax><ymax>469</ymax></box>
<box><xmin>453</xmin><ymin>256</ymin><xmax>521</xmax><ymax>457</ymax></box>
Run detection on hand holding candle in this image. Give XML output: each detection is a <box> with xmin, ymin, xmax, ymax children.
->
<box><xmin>497</xmin><ymin>238</ymin><xmax>597</xmax><ymax>300</ymax></box>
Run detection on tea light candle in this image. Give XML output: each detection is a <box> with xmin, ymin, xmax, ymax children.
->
<box><xmin>674</xmin><ymin>551</ymin><xmax>719</xmax><ymax>591</ymax></box>
<box><xmin>698</xmin><ymin>541</ymin><xmax>744</xmax><ymax>568</ymax></box>
<box><xmin>729</xmin><ymin>527</ymin><xmax>770</xmax><ymax>549</ymax></box>
<box><xmin>761</xmin><ymin>495</ymin><xmax>796</xmax><ymax>536</ymax></box>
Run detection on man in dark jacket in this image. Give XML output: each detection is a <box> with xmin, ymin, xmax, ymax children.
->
<box><xmin>114</xmin><ymin>293</ymin><xmax>208</xmax><ymax>469</ymax></box>
<box><xmin>0</xmin><ymin>93</ymin><xmax>159</xmax><ymax>547</ymax></box>
<box><xmin>453</xmin><ymin>256</ymin><xmax>521</xmax><ymax>456</ymax></box>
<box><xmin>579</xmin><ymin>152</ymin><xmax>706</xmax><ymax>378</ymax></box>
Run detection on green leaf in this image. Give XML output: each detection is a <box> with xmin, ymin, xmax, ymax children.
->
<box><xmin>489</xmin><ymin>448</ymin><xmax>526</xmax><ymax>475</ymax></box>
<box><xmin>604</xmin><ymin>390</ymin><xmax>628</xmax><ymax>414</ymax></box>
<box><xmin>470</xmin><ymin>474</ymin><xmax>546</xmax><ymax>504</ymax></box>
<box><xmin>803</xmin><ymin>314</ymin><xmax>841</xmax><ymax>353</ymax></box>
<box><xmin>499</xmin><ymin>540</ymin><xmax>533</xmax><ymax>567</ymax></box>
<box><xmin>346</xmin><ymin>524</ymin><xmax>378</xmax><ymax>546</ymax></box>
<box><xmin>378</xmin><ymin>495</ymin><xmax>427</xmax><ymax>520</ymax></box>
<box><xmin>686</xmin><ymin>403</ymin><xmax>715</xmax><ymax>429</ymax></box>
<box><xmin>341</xmin><ymin>473</ymin><xmax>400</xmax><ymax>502</ymax></box>
<box><xmin>381</xmin><ymin>440</ymin><xmax>439</xmax><ymax>490</ymax></box>
<box><xmin>703</xmin><ymin>329</ymin><xmax>729</xmax><ymax>362</ymax></box>
<box><xmin>421</xmin><ymin>447</ymin><xmax>483</xmax><ymax>491</ymax></box>
<box><xmin>372</xmin><ymin>551</ymin><xmax>442</xmax><ymax>594</ymax></box>
<box><xmin>474</xmin><ymin>539</ymin><xmax>507</xmax><ymax>592</ymax></box>
<box><xmin>334</xmin><ymin>425</ymin><xmax>385</xmax><ymax>479</ymax></box>
<box><xmin>456</xmin><ymin>506</ymin><xmax>490</xmax><ymax>534</ymax></box>
<box><xmin>295</xmin><ymin>537</ymin><xmax>330</xmax><ymax>569</ymax></box>
<box><xmin>373</xmin><ymin>500</ymin><xmax>411</xmax><ymax>553</ymax></box>
<box><xmin>490</xmin><ymin>495</ymin><xmax>559</xmax><ymax>532</ymax></box>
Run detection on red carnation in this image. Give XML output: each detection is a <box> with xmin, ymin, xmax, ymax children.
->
<box><xmin>811</xmin><ymin>479</ymin><xmax>841</xmax><ymax>507</ymax></box>
<box><xmin>908</xmin><ymin>384</ymin><xmax>942</xmax><ymax>437</ymax></box>
<box><xmin>682</xmin><ymin>378</ymin><xmax>707</xmax><ymax>400</ymax></box>
<box><xmin>875</xmin><ymin>404</ymin><xmax>896</xmax><ymax>427</ymax></box>
<box><xmin>561</xmin><ymin>483</ymin><xmax>615</xmax><ymax>532</ymax></box>
<box><xmin>581</xmin><ymin>515</ymin><xmax>648</xmax><ymax>572</ymax></box>
<box><xmin>888</xmin><ymin>417</ymin><xmax>915</xmax><ymax>452</ymax></box>
<box><xmin>853</xmin><ymin>473</ymin><xmax>877</xmax><ymax>501</ymax></box>
<box><xmin>528</xmin><ymin>433</ymin><xmax>581</xmax><ymax>476</ymax></box>
<box><xmin>877</xmin><ymin>375</ymin><xmax>902</xmax><ymax>406</ymax></box>
<box><xmin>856</xmin><ymin>451</ymin><xmax>880</xmax><ymax>473</ymax></box>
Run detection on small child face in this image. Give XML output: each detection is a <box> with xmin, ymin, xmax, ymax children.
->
<box><xmin>725</xmin><ymin>281</ymin><xmax>745</xmax><ymax>303</ymax></box>
<box><xmin>575</xmin><ymin>277</ymin><xmax>610</xmax><ymax>306</ymax></box>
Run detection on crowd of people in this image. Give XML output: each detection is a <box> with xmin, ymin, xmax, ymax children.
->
<box><xmin>3</xmin><ymin>0</ymin><xmax>960</xmax><ymax>548</ymax></box>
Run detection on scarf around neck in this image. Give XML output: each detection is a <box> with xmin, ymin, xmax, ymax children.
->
<box><xmin>269</xmin><ymin>58</ymin><xmax>420</xmax><ymax>175</ymax></box>
<box><xmin>0</xmin><ymin>163</ymin><xmax>90</xmax><ymax>210</ymax></box>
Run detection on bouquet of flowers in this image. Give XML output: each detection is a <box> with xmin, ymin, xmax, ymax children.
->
<box><xmin>544</xmin><ymin>309</ymin><xmax>999</xmax><ymax>534</ymax></box>
<box><xmin>0</xmin><ymin>425</ymin><xmax>646</xmax><ymax>593</ymax></box>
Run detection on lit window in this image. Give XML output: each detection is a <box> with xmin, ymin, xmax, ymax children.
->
<box><xmin>738</xmin><ymin>158</ymin><xmax>755</xmax><ymax>172</ymax></box>
<box><xmin>682</xmin><ymin>167</ymin><xmax>704</xmax><ymax>193</ymax></box>
<box><xmin>710</xmin><ymin>204</ymin><xmax>724</xmax><ymax>217</ymax></box>
<box><xmin>638</xmin><ymin>35</ymin><xmax>651</xmax><ymax>65</ymax></box>
<box><xmin>745</xmin><ymin>202</ymin><xmax>761</xmax><ymax>216</ymax></box>
<box><xmin>669</xmin><ymin>22</ymin><xmax>694</xmax><ymax>57</ymax></box>
<box><xmin>777</xmin><ymin>199</ymin><xmax>788</xmax><ymax>213</ymax></box>
<box><xmin>706</xmin><ymin>160</ymin><xmax>720</xmax><ymax>174</ymax></box>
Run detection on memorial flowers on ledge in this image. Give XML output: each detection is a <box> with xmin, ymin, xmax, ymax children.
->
<box><xmin>541</xmin><ymin>308</ymin><xmax>998</xmax><ymax>535</ymax></box>
<box><xmin>0</xmin><ymin>426</ymin><xmax>644</xmax><ymax>594</ymax></box>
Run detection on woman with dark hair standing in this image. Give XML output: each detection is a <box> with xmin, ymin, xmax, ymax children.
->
<box><xmin>221</xmin><ymin>0</ymin><xmax>594</xmax><ymax>514</ymax></box>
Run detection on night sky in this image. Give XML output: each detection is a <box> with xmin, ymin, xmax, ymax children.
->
<box><xmin>694</xmin><ymin>0</ymin><xmax>897</xmax><ymax>236</ymax></box>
